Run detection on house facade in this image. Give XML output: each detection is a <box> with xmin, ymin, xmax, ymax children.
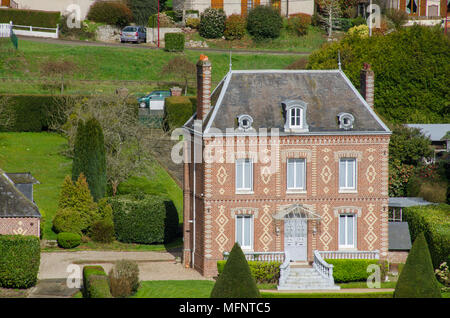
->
<box><xmin>179</xmin><ymin>0</ymin><xmax>315</xmax><ymax>17</ymax></box>
<box><xmin>182</xmin><ymin>56</ymin><xmax>391</xmax><ymax>281</ymax></box>
<box><xmin>358</xmin><ymin>0</ymin><xmax>449</xmax><ymax>18</ymax></box>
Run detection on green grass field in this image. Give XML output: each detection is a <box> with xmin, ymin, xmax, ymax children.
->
<box><xmin>0</xmin><ymin>39</ymin><xmax>302</xmax><ymax>95</ymax></box>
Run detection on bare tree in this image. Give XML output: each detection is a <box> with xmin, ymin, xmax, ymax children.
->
<box><xmin>40</xmin><ymin>59</ymin><xmax>78</xmax><ymax>94</ymax></box>
<box><xmin>318</xmin><ymin>0</ymin><xmax>342</xmax><ymax>38</ymax></box>
<box><xmin>0</xmin><ymin>96</ymin><xmax>15</xmax><ymax>131</ymax></box>
<box><xmin>160</xmin><ymin>55</ymin><xmax>196</xmax><ymax>96</ymax></box>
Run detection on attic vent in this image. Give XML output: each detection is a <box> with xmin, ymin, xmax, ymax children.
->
<box><xmin>338</xmin><ymin>113</ymin><xmax>355</xmax><ymax>130</ymax></box>
<box><xmin>237</xmin><ymin>114</ymin><xmax>253</xmax><ymax>131</ymax></box>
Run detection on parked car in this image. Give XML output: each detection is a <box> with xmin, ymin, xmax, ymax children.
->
<box><xmin>138</xmin><ymin>90</ymin><xmax>171</xmax><ymax>109</ymax></box>
<box><xmin>120</xmin><ymin>26</ymin><xmax>146</xmax><ymax>44</ymax></box>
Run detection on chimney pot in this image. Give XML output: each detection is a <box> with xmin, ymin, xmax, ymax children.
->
<box><xmin>360</xmin><ymin>63</ymin><xmax>375</xmax><ymax>109</ymax></box>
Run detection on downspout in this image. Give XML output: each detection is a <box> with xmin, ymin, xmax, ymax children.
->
<box><xmin>192</xmin><ymin>137</ymin><xmax>196</xmax><ymax>268</ymax></box>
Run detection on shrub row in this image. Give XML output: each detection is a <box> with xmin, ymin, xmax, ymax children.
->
<box><xmin>108</xmin><ymin>194</ymin><xmax>179</xmax><ymax>244</ymax></box>
<box><xmin>0</xmin><ymin>94</ymin><xmax>73</xmax><ymax>132</ymax></box>
<box><xmin>57</xmin><ymin>232</ymin><xmax>81</xmax><ymax>249</ymax></box>
<box><xmin>83</xmin><ymin>265</ymin><xmax>108</xmax><ymax>297</ymax></box>
<box><xmin>164</xmin><ymin>32</ymin><xmax>185</xmax><ymax>52</ymax></box>
<box><xmin>0</xmin><ymin>235</ymin><xmax>40</xmax><ymax>289</ymax></box>
<box><xmin>88</xmin><ymin>275</ymin><xmax>113</xmax><ymax>298</ymax></box>
<box><xmin>217</xmin><ymin>261</ymin><xmax>281</xmax><ymax>284</ymax></box>
<box><xmin>0</xmin><ymin>8</ymin><xmax>60</xmax><ymax>28</ymax></box>
<box><xmin>404</xmin><ymin>204</ymin><xmax>450</xmax><ymax>268</ymax></box>
<box><xmin>324</xmin><ymin>259</ymin><xmax>380</xmax><ymax>283</ymax></box>
<box><xmin>163</xmin><ymin>96</ymin><xmax>196</xmax><ymax>132</ymax></box>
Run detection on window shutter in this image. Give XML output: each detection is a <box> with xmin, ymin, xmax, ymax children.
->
<box><xmin>241</xmin><ymin>0</ymin><xmax>248</xmax><ymax>16</ymax></box>
<box><xmin>400</xmin><ymin>0</ymin><xmax>406</xmax><ymax>11</ymax></box>
<box><xmin>420</xmin><ymin>0</ymin><xmax>427</xmax><ymax>16</ymax></box>
<box><xmin>212</xmin><ymin>0</ymin><xmax>224</xmax><ymax>9</ymax></box>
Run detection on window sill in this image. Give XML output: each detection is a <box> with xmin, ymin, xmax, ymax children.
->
<box><xmin>338</xmin><ymin>247</ymin><xmax>358</xmax><ymax>251</ymax></box>
<box><xmin>235</xmin><ymin>190</ymin><xmax>254</xmax><ymax>195</ymax></box>
<box><xmin>339</xmin><ymin>189</ymin><xmax>358</xmax><ymax>194</ymax></box>
<box><xmin>286</xmin><ymin>190</ymin><xmax>307</xmax><ymax>194</ymax></box>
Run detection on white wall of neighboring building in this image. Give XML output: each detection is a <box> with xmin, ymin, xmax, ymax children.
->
<box><xmin>14</xmin><ymin>0</ymin><xmax>95</xmax><ymax>20</ymax></box>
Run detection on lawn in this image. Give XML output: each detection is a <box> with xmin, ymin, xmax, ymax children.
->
<box><xmin>0</xmin><ymin>39</ymin><xmax>302</xmax><ymax>95</ymax></box>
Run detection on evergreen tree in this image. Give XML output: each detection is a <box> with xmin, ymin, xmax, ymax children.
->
<box><xmin>72</xmin><ymin>118</ymin><xmax>106</xmax><ymax>201</ymax></box>
<box><xmin>394</xmin><ymin>232</ymin><xmax>442</xmax><ymax>298</ymax></box>
<box><xmin>58</xmin><ymin>175</ymin><xmax>77</xmax><ymax>209</ymax></box>
<box><xmin>210</xmin><ymin>243</ymin><xmax>260</xmax><ymax>298</ymax></box>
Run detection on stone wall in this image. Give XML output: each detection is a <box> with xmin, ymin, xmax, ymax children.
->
<box><xmin>95</xmin><ymin>25</ymin><xmax>121</xmax><ymax>43</ymax></box>
<box><xmin>146</xmin><ymin>27</ymin><xmax>183</xmax><ymax>44</ymax></box>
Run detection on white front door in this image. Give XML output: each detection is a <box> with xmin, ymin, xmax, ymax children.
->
<box><xmin>284</xmin><ymin>218</ymin><xmax>307</xmax><ymax>261</ymax></box>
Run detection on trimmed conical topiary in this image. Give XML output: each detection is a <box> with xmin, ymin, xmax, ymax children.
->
<box><xmin>394</xmin><ymin>232</ymin><xmax>442</xmax><ymax>298</ymax></box>
<box><xmin>210</xmin><ymin>243</ymin><xmax>260</xmax><ymax>298</ymax></box>
<box><xmin>72</xmin><ymin>118</ymin><xmax>106</xmax><ymax>201</ymax></box>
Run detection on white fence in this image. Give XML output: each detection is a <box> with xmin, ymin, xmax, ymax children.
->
<box><xmin>0</xmin><ymin>23</ymin><xmax>11</xmax><ymax>38</ymax></box>
<box><xmin>12</xmin><ymin>23</ymin><xmax>59</xmax><ymax>39</ymax></box>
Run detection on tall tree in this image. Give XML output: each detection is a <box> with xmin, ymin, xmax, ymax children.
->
<box><xmin>127</xmin><ymin>0</ymin><xmax>168</xmax><ymax>26</ymax></box>
<box><xmin>72</xmin><ymin>117</ymin><xmax>107</xmax><ymax>201</ymax></box>
<box><xmin>317</xmin><ymin>0</ymin><xmax>342</xmax><ymax>38</ymax></box>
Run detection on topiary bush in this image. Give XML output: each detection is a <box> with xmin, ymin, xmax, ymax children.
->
<box><xmin>324</xmin><ymin>259</ymin><xmax>379</xmax><ymax>283</ymax></box>
<box><xmin>164</xmin><ymin>32</ymin><xmax>185</xmax><ymax>52</ymax></box>
<box><xmin>90</xmin><ymin>219</ymin><xmax>115</xmax><ymax>243</ymax></box>
<box><xmin>88</xmin><ymin>275</ymin><xmax>113</xmax><ymax>298</ymax></box>
<box><xmin>217</xmin><ymin>260</ymin><xmax>281</xmax><ymax>284</ymax></box>
<box><xmin>394</xmin><ymin>232</ymin><xmax>442</xmax><ymax>298</ymax></box>
<box><xmin>224</xmin><ymin>14</ymin><xmax>246</xmax><ymax>40</ymax></box>
<box><xmin>199</xmin><ymin>8</ymin><xmax>226</xmax><ymax>39</ymax></box>
<box><xmin>108</xmin><ymin>259</ymin><xmax>140</xmax><ymax>297</ymax></box>
<box><xmin>108</xmin><ymin>194</ymin><xmax>179</xmax><ymax>244</ymax></box>
<box><xmin>87</xmin><ymin>1</ymin><xmax>133</xmax><ymax>28</ymax></box>
<box><xmin>163</xmin><ymin>96</ymin><xmax>196</xmax><ymax>132</ymax></box>
<box><xmin>57</xmin><ymin>232</ymin><xmax>82</xmax><ymax>249</ymax></box>
<box><xmin>246</xmin><ymin>5</ymin><xmax>283</xmax><ymax>41</ymax></box>
<box><xmin>0</xmin><ymin>235</ymin><xmax>40</xmax><ymax>289</ymax></box>
<box><xmin>210</xmin><ymin>243</ymin><xmax>260</xmax><ymax>298</ymax></box>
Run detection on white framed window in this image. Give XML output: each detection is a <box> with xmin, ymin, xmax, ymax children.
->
<box><xmin>236</xmin><ymin>215</ymin><xmax>253</xmax><ymax>250</ymax></box>
<box><xmin>339</xmin><ymin>214</ymin><xmax>356</xmax><ymax>249</ymax></box>
<box><xmin>287</xmin><ymin>158</ymin><xmax>306</xmax><ymax>191</ymax></box>
<box><xmin>339</xmin><ymin>158</ymin><xmax>357</xmax><ymax>191</ymax></box>
<box><xmin>236</xmin><ymin>158</ymin><xmax>253</xmax><ymax>192</ymax></box>
<box><xmin>289</xmin><ymin>107</ymin><xmax>302</xmax><ymax>128</ymax></box>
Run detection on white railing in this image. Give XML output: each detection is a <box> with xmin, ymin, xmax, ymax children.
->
<box><xmin>313</xmin><ymin>250</ymin><xmax>334</xmax><ymax>283</ymax></box>
<box><xmin>319</xmin><ymin>250</ymin><xmax>380</xmax><ymax>260</ymax></box>
<box><xmin>11</xmin><ymin>22</ymin><xmax>59</xmax><ymax>39</ymax></box>
<box><xmin>278</xmin><ymin>251</ymin><xmax>290</xmax><ymax>287</ymax></box>
<box><xmin>0</xmin><ymin>23</ymin><xmax>11</xmax><ymax>37</ymax></box>
<box><xmin>223</xmin><ymin>251</ymin><xmax>285</xmax><ymax>262</ymax></box>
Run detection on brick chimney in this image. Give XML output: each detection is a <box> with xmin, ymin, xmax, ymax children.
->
<box><xmin>196</xmin><ymin>55</ymin><xmax>212</xmax><ymax>120</ymax></box>
<box><xmin>360</xmin><ymin>63</ymin><xmax>375</xmax><ymax>109</ymax></box>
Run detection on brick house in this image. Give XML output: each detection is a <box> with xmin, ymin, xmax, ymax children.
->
<box><xmin>182</xmin><ymin>56</ymin><xmax>391</xmax><ymax>288</ymax></box>
<box><xmin>358</xmin><ymin>0</ymin><xmax>449</xmax><ymax>18</ymax></box>
<box><xmin>0</xmin><ymin>169</ymin><xmax>41</xmax><ymax>237</ymax></box>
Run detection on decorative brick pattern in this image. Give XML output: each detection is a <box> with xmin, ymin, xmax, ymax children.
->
<box><xmin>0</xmin><ymin>218</ymin><xmax>40</xmax><ymax>237</ymax></box>
<box><xmin>259</xmin><ymin>205</ymin><xmax>273</xmax><ymax>252</ymax></box>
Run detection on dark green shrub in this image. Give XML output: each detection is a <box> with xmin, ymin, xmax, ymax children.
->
<box><xmin>83</xmin><ymin>265</ymin><xmax>107</xmax><ymax>297</ymax></box>
<box><xmin>109</xmin><ymin>194</ymin><xmax>179</xmax><ymax>244</ymax></box>
<box><xmin>0</xmin><ymin>94</ymin><xmax>72</xmax><ymax>132</ymax></box>
<box><xmin>199</xmin><ymin>8</ymin><xmax>226</xmax><ymax>39</ymax></box>
<box><xmin>404</xmin><ymin>204</ymin><xmax>450</xmax><ymax>268</ymax></box>
<box><xmin>164</xmin><ymin>32</ymin><xmax>185</xmax><ymax>52</ymax></box>
<box><xmin>87</xmin><ymin>1</ymin><xmax>133</xmax><ymax>28</ymax></box>
<box><xmin>128</xmin><ymin>0</ymin><xmax>168</xmax><ymax>26</ymax></box>
<box><xmin>211</xmin><ymin>243</ymin><xmax>260</xmax><ymax>298</ymax></box>
<box><xmin>108</xmin><ymin>259</ymin><xmax>140</xmax><ymax>297</ymax></box>
<box><xmin>163</xmin><ymin>96</ymin><xmax>196</xmax><ymax>132</ymax></box>
<box><xmin>52</xmin><ymin>208</ymin><xmax>84</xmax><ymax>235</ymax></box>
<box><xmin>0</xmin><ymin>235</ymin><xmax>40</xmax><ymax>289</ymax></box>
<box><xmin>247</xmin><ymin>6</ymin><xmax>283</xmax><ymax>41</ymax></box>
<box><xmin>72</xmin><ymin>118</ymin><xmax>107</xmax><ymax>202</ymax></box>
<box><xmin>324</xmin><ymin>259</ymin><xmax>379</xmax><ymax>283</ymax></box>
<box><xmin>337</xmin><ymin>18</ymin><xmax>352</xmax><ymax>31</ymax></box>
<box><xmin>394</xmin><ymin>233</ymin><xmax>442</xmax><ymax>298</ymax></box>
<box><xmin>0</xmin><ymin>8</ymin><xmax>60</xmax><ymax>27</ymax></box>
<box><xmin>90</xmin><ymin>219</ymin><xmax>115</xmax><ymax>243</ymax></box>
<box><xmin>224</xmin><ymin>14</ymin><xmax>246</xmax><ymax>40</ymax></box>
<box><xmin>351</xmin><ymin>16</ymin><xmax>366</xmax><ymax>27</ymax></box>
<box><xmin>287</xmin><ymin>13</ymin><xmax>311</xmax><ymax>36</ymax></box>
<box><xmin>88</xmin><ymin>275</ymin><xmax>113</xmax><ymax>298</ymax></box>
<box><xmin>217</xmin><ymin>260</ymin><xmax>281</xmax><ymax>284</ymax></box>
<box><xmin>307</xmin><ymin>25</ymin><xmax>450</xmax><ymax>124</ymax></box>
<box><xmin>164</xmin><ymin>10</ymin><xmax>183</xmax><ymax>22</ymax></box>
<box><xmin>57</xmin><ymin>232</ymin><xmax>82</xmax><ymax>249</ymax></box>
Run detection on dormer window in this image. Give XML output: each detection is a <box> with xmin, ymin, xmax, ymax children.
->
<box><xmin>283</xmin><ymin>100</ymin><xmax>309</xmax><ymax>133</ymax></box>
<box><xmin>338</xmin><ymin>113</ymin><xmax>355</xmax><ymax>130</ymax></box>
<box><xmin>237</xmin><ymin>114</ymin><xmax>253</xmax><ymax>131</ymax></box>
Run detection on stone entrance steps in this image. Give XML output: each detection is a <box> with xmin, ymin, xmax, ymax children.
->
<box><xmin>278</xmin><ymin>265</ymin><xmax>340</xmax><ymax>291</ymax></box>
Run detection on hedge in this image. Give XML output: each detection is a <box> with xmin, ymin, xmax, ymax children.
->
<box><xmin>83</xmin><ymin>265</ymin><xmax>107</xmax><ymax>297</ymax></box>
<box><xmin>324</xmin><ymin>259</ymin><xmax>379</xmax><ymax>283</ymax></box>
<box><xmin>0</xmin><ymin>235</ymin><xmax>41</xmax><ymax>289</ymax></box>
<box><xmin>404</xmin><ymin>204</ymin><xmax>450</xmax><ymax>268</ymax></box>
<box><xmin>0</xmin><ymin>94</ymin><xmax>73</xmax><ymax>132</ymax></box>
<box><xmin>108</xmin><ymin>194</ymin><xmax>179</xmax><ymax>244</ymax></box>
<box><xmin>57</xmin><ymin>232</ymin><xmax>81</xmax><ymax>249</ymax></box>
<box><xmin>163</xmin><ymin>96</ymin><xmax>196</xmax><ymax>132</ymax></box>
<box><xmin>87</xmin><ymin>275</ymin><xmax>112</xmax><ymax>298</ymax></box>
<box><xmin>217</xmin><ymin>260</ymin><xmax>281</xmax><ymax>284</ymax></box>
<box><xmin>0</xmin><ymin>8</ymin><xmax>60</xmax><ymax>28</ymax></box>
<box><xmin>164</xmin><ymin>32</ymin><xmax>184</xmax><ymax>52</ymax></box>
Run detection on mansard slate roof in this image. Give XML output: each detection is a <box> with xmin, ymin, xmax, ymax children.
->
<box><xmin>0</xmin><ymin>170</ymin><xmax>41</xmax><ymax>218</ymax></box>
<box><xmin>185</xmin><ymin>70</ymin><xmax>390</xmax><ymax>136</ymax></box>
